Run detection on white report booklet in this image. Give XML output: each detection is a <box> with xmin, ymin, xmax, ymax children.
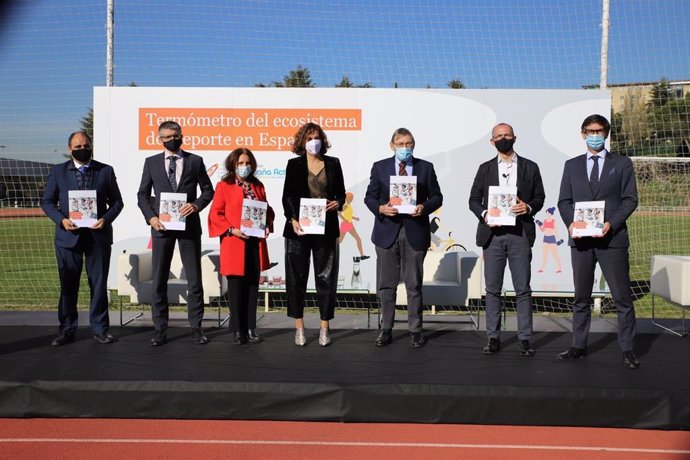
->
<box><xmin>487</xmin><ymin>186</ymin><xmax>517</xmax><ymax>226</ymax></box>
<box><xmin>298</xmin><ymin>198</ymin><xmax>326</xmax><ymax>235</ymax></box>
<box><xmin>240</xmin><ymin>198</ymin><xmax>268</xmax><ymax>238</ymax></box>
<box><xmin>389</xmin><ymin>175</ymin><xmax>417</xmax><ymax>214</ymax></box>
<box><xmin>572</xmin><ymin>201</ymin><xmax>605</xmax><ymax>237</ymax></box>
<box><xmin>68</xmin><ymin>190</ymin><xmax>98</xmax><ymax>228</ymax></box>
<box><xmin>159</xmin><ymin>192</ymin><xmax>187</xmax><ymax>231</ymax></box>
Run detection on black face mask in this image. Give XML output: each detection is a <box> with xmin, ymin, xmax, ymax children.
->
<box><xmin>494</xmin><ymin>138</ymin><xmax>515</xmax><ymax>154</ymax></box>
<box><xmin>71</xmin><ymin>148</ymin><xmax>93</xmax><ymax>164</ymax></box>
<box><xmin>163</xmin><ymin>138</ymin><xmax>183</xmax><ymax>152</ymax></box>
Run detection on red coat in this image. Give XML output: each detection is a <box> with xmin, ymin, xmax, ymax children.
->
<box><xmin>208</xmin><ymin>180</ymin><xmax>274</xmax><ymax>276</ymax></box>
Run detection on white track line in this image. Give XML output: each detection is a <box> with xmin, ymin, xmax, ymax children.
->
<box><xmin>0</xmin><ymin>438</ymin><xmax>688</xmax><ymax>454</ymax></box>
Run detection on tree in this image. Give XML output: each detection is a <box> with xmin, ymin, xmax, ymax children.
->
<box><xmin>447</xmin><ymin>79</ymin><xmax>465</xmax><ymax>89</ymax></box>
<box><xmin>335</xmin><ymin>76</ymin><xmax>373</xmax><ymax>88</ymax></box>
<box><xmin>277</xmin><ymin>65</ymin><xmax>315</xmax><ymax>87</ymax></box>
<box><xmin>647</xmin><ymin>77</ymin><xmax>673</xmax><ymax>109</ymax></box>
<box><xmin>80</xmin><ymin>108</ymin><xmax>94</xmax><ymax>139</ymax></box>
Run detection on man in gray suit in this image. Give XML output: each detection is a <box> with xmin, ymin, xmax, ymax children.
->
<box><xmin>557</xmin><ymin>114</ymin><xmax>639</xmax><ymax>369</ymax></box>
<box><xmin>469</xmin><ymin>123</ymin><xmax>545</xmax><ymax>356</ymax></box>
<box><xmin>137</xmin><ymin>120</ymin><xmax>214</xmax><ymax>346</ymax></box>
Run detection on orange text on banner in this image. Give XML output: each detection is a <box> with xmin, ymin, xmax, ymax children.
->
<box><xmin>139</xmin><ymin>108</ymin><xmax>362</xmax><ymax>151</ymax></box>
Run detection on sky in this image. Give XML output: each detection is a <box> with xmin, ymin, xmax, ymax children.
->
<box><xmin>0</xmin><ymin>0</ymin><xmax>688</xmax><ymax>161</ymax></box>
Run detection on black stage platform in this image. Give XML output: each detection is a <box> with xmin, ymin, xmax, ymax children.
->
<box><xmin>1</xmin><ymin>325</ymin><xmax>689</xmax><ymax>429</ymax></box>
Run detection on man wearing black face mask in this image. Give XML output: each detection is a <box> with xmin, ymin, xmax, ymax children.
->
<box><xmin>469</xmin><ymin>123</ymin><xmax>545</xmax><ymax>356</ymax></box>
<box><xmin>42</xmin><ymin>131</ymin><xmax>124</xmax><ymax>346</ymax></box>
<box><xmin>137</xmin><ymin>120</ymin><xmax>214</xmax><ymax>346</ymax></box>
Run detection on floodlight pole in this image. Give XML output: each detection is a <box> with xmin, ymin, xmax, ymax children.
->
<box><xmin>599</xmin><ymin>0</ymin><xmax>610</xmax><ymax>89</ymax></box>
<box><xmin>106</xmin><ymin>0</ymin><xmax>114</xmax><ymax>87</ymax></box>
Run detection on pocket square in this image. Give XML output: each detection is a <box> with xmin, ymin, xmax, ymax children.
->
<box><xmin>608</xmin><ymin>167</ymin><xmax>616</xmax><ymax>176</ymax></box>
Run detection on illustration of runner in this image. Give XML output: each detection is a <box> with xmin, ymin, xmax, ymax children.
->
<box><xmin>338</xmin><ymin>191</ymin><xmax>369</xmax><ymax>261</ymax></box>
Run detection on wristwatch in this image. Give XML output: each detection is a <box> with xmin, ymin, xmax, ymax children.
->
<box><xmin>227</xmin><ymin>226</ymin><xmax>235</xmax><ymax>236</ymax></box>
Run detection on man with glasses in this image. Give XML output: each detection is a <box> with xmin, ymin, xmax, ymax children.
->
<box><xmin>137</xmin><ymin>120</ymin><xmax>214</xmax><ymax>346</ymax></box>
<box><xmin>557</xmin><ymin>114</ymin><xmax>639</xmax><ymax>369</ymax></box>
<box><xmin>42</xmin><ymin>131</ymin><xmax>124</xmax><ymax>346</ymax></box>
<box><xmin>364</xmin><ymin>127</ymin><xmax>443</xmax><ymax>348</ymax></box>
<box><xmin>469</xmin><ymin>123</ymin><xmax>545</xmax><ymax>356</ymax></box>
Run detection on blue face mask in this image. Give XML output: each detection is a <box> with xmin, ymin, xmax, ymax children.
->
<box><xmin>585</xmin><ymin>134</ymin><xmax>606</xmax><ymax>151</ymax></box>
<box><xmin>395</xmin><ymin>147</ymin><xmax>413</xmax><ymax>162</ymax></box>
<box><xmin>237</xmin><ymin>165</ymin><xmax>252</xmax><ymax>179</ymax></box>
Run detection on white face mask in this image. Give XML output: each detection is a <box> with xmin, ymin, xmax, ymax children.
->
<box><xmin>305</xmin><ymin>139</ymin><xmax>322</xmax><ymax>155</ymax></box>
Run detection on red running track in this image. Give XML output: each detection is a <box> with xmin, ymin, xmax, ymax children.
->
<box><xmin>1</xmin><ymin>419</ymin><xmax>690</xmax><ymax>459</ymax></box>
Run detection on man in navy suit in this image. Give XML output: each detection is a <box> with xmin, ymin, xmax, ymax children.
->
<box><xmin>137</xmin><ymin>121</ymin><xmax>214</xmax><ymax>346</ymax></box>
<box><xmin>469</xmin><ymin>123</ymin><xmax>545</xmax><ymax>356</ymax></box>
<box><xmin>364</xmin><ymin>127</ymin><xmax>443</xmax><ymax>348</ymax></box>
<box><xmin>42</xmin><ymin>131</ymin><xmax>124</xmax><ymax>346</ymax></box>
<box><xmin>557</xmin><ymin>114</ymin><xmax>640</xmax><ymax>369</ymax></box>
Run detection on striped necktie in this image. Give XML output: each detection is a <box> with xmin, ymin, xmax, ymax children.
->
<box><xmin>398</xmin><ymin>161</ymin><xmax>407</xmax><ymax>176</ymax></box>
<box><xmin>168</xmin><ymin>155</ymin><xmax>178</xmax><ymax>191</ymax></box>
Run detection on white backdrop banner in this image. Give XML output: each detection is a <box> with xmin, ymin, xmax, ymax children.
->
<box><xmin>94</xmin><ymin>87</ymin><xmax>610</xmax><ymax>294</ymax></box>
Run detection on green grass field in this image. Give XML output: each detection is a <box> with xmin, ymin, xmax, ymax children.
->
<box><xmin>1</xmin><ymin>214</ymin><xmax>689</xmax><ymax>318</ymax></box>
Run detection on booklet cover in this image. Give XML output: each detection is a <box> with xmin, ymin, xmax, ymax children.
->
<box><xmin>159</xmin><ymin>192</ymin><xmax>187</xmax><ymax>231</ymax></box>
<box><xmin>572</xmin><ymin>200</ymin><xmax>605</xmax><ymax>237</ymax></box>
<box><xmin>389</xmin><ymin>175</ymin><xmax>417</xmax><ymax>214</ymax></box>
<box><xmin>240</xmin><ymin>198</ymin><xmax>268</xmax><ymax>238</ymax></box>
<box><xmin>298</xmin><ymin>198</ymin><xmax>327</xmax><ymax>235</ymax></box>
<box><xmin>68</xmin><ymin>190</ymin><xmax>98</xmax><ymax>228</ymax></box>
<box><xmin>487</xmin><ymin>186</ymin><xmax>517</xmax><ymax>226</ymax></box>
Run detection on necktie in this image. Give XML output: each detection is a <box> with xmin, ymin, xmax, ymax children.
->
<box><xmin>398</xmin><ymin>161</ymin><xmax>407</xmax><ymax>176</ymax></box>
<box><xmin>589</xmin><ymin>156</ymin><xmax>600</xmax><ymax>184</ymax></box>
<box><xmin>79</xmin><ymin>165</ymin><xmax>87</xmax><ymax>175</ymax></box>
<box><xmin>168</xmin><ymin>155</ymin><xmax>178</xmax><ymax>191</ymax></box>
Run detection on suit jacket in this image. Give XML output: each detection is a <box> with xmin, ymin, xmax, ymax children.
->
<box><xmin>558</xmin><ymin>150</ymin><xmax>638</xmax><ymax>248</ymax></box>
<box><xmin>42</xmin><ymin>160</ymin><xmax>124</xmax><ymax>248</ymax></box>
<box><xmin>136</xmin><ymin>150</ymin><xmax>214</xmax><ymax>239</ymax></box>
<box><xmin>364</xmin><ymin>156</ymin><xmax>443</xmax><ymax>251</ymax></box>
<box><xmin>469</xmin><ymin>155</ymin><xmax>545</xmax><ymax>248</ymax></box>
<box><xmin>282</xmin><ymin>155</ymin><xmax>346</xmax><ymax>240</ymax></box>
<box><xmin>208</xmin><ymin>180</ymin><xmax>274</xmax><ymax>276</ymax></box>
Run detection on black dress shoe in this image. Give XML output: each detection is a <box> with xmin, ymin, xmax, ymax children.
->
<box><xmin>482</xmin><ymin>337</ymin><xmax>501</xmax><ymax>354</ymax></box>
<box><xmin>192</xmin><ymin>327</ymin><xmax>209</xmax><ymax>344</ymax></box>
<box><xmin>150</xmin><ymin>330</ymin><xmax>167</xmax><ymax>347</ymax></box>
<box><xmin>623</xmin><ymin>351</ymin><xmax>640</xmax><ymax>369</ymax></box>
<box><xmin>93</xmin><ymin>332</ymin><xmax>116</xmax><ymax>344</ymax></box>
<box><xmin>232</xmin><ymin>331</ymin><xmax>248</xmax><ymax>345</ymax></box>
<box><xmin>518</xmin><ymin>340</ymin><xmax>535</xmax><ymax>357</ymax></box>
<box><xmin>51</xmin><ymin>331</ymin><xmax>75</xmax><ymax>347</ymax></box>
<box><xmin>248</xmin><ymin>329</ymin><xmax>262</xmax><ymax>343</ymax></box>
<box><xmin>410</xmin><ymin>332</ymin><xmax>426</xmax><ymax>348</ymax></box>
<box><xmin>375</xmin><ymin>329</ymin><xmax>393</xmax><ymax>347</ymax></box>
<box><xmin>557</xmin><ymin>347</ymin><xmax>587</xmax><ymax>360</ymax></box>
<box><xmin>359</xmin><ymin>255</ymin><xmax>370</xmax><ymax>261</ymax></box>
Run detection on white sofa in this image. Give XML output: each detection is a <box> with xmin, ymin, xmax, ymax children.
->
<box><xmin>650</xmin><ymin>255</ymin><xmax>690</xmax><ymax>336</ymax></box>
<box><xmin>395</xmin><ymin>250</ymin><xmax>482</xmax><ymax>308</ymax></box>
<box><xmin>117</xmin><ymin>249</ymin><xmax>223</xmax><ymax>305</ymax></box>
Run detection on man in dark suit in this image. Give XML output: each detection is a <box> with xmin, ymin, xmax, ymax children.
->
<box><xmin>42</xmin><ymin>131</ymin><xmax>124</xmax><ymax>346</ymax></box>
<box><xmin>469</xmin><ymin>123</ymin><xmax>545</xmax><ymax>356</ymax></box>
<box><xmin>557</xmin><ymin>114</ymin><xmax>639</xmax><ymax>369</ymax></box>
<box><xmin>364</xmin><ymin>127</ymin><xmax>443</xmax><ymax>348</ymax></box>
<box><xmin>137</xmin><ymin>120</ymin><xmax>214</xmax><ymax>346</ymax></box>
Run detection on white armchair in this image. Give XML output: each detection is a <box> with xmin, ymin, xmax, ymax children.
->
<box><xmin>396</xmin><ymin>250</ymin><xmax>482</xmax><ymax>314</ymax></box>
<box><xmin>117</xmin><ymin>249</ymin><xmax>223</xmax><ymax>305</ymax></box>
<box><xmin>650</xmin><ymin>255</ymin><xmax>690</xmax><ymax>337</ymax></box>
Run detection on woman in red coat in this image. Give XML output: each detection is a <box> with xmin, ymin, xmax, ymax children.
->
<box><xmin>208</xmin><ymin>148</ymin><xmax>274</xmax><ymax>344</ymax></box>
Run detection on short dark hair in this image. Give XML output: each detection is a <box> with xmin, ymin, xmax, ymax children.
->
<box><xmin>390</xmin><ymin>127</ymin><xmax>415</xmax><ymax>148</ymax></box>
<box><xmin>222</xmin><ymin>148</ymin><xmax>259</xmax><ymax>184</ymax></box>
<box><xmin>581</xmin><ymin>114</ymin><xmax>610</xmax><ymax>135</ymax></box>
<box><xmin>67</xmin><ymin>131</ymin><xmax>92</xmax><ymax>147</ymax></box>
<box><xmin>158</xmin><ymin>120</ymin><xmax>182</xmax><ymax>133</ymax></box>
<box><xmin>291</xmin><ymin>123</ymin><xmax>330</xmax><ymax>156</ymax></box>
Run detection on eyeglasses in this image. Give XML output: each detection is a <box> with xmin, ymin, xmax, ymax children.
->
<box><xmin>393</xmin><ymin>142</ymin><xmax>414</xmax><ymax>148</ymax></box>
<box><xmin>159</xmin><ymin>134</ymin><xmax>182</xmax><ymax>141</ymax></box>
<box><xmin>492</xmin><ymin>134</ymin><xmax>514</xmax><ymax>141</ymax></box>
<box><xmin>583</xmin><ymin>129</ymin><xmax>605</xmax><ymax>136</ymax></box>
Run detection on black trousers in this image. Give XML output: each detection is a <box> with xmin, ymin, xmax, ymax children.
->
<box><xmin>285</xmin><ymin>236</ymin><xmax>339</xmax><ymax>321</ymax></box>
<box><xmin>151</xmin><ymin>236</ymin><xmax>204</xmax><ymax>331</ymax></box>
<box><xmin>226</xmin><ymin>238</ymin><xmax>260</xmax><ymax>333</ymax></box>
